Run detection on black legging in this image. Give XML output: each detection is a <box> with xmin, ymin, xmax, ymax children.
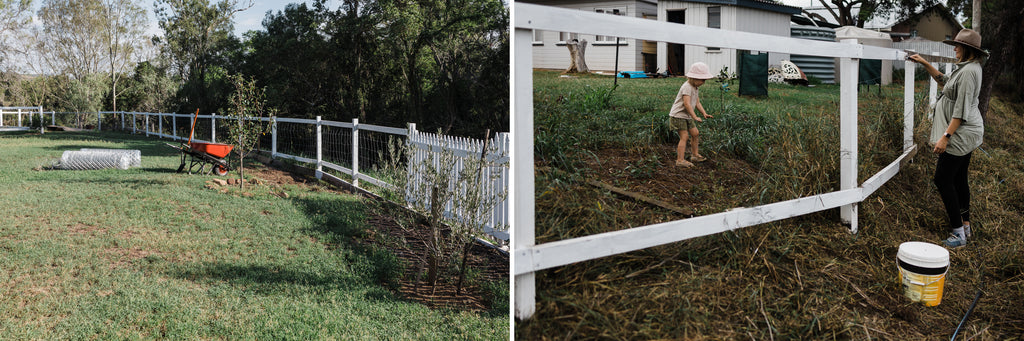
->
<box><xmin>933</xmin><ymin>152</ymin><xmax>972</xmax><ymax>231</ymax></box>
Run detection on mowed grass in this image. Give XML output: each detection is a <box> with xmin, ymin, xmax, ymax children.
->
<box><xmin>0</xmin><ymin>131</ymin><xmax>508</xmax><ymax>339</ymax></box>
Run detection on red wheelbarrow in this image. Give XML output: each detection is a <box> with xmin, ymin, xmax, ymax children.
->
<box><xmin>167</xmin><ymin>109</ymin><xmax>234</xmax><ymax>176</ymax></box>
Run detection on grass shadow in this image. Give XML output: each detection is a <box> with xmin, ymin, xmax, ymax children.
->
<box><xmin>165</xmin><ymin>262</ymin><xmax>363</xmax><ymax>294</ymax></box>
<box><xmin>291</xmin><ymin>196</ymin><xmax>368</xmax><ymax>245</ymax></box>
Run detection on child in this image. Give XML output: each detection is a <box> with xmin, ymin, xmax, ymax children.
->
<box><xmin>668</xmin><ymin>62</ymin><xmax>714</xmax><ymax>167</ymax></box>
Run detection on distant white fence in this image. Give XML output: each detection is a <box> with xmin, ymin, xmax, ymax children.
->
<box><xmin>9</xmin><ymin>110</ymin><xmax>509</xmax><ymax>242</ymax></box>
<box><xmin>0</xmin><ymin>107</ymin><xmax>44</xmax><ymax>131</ymax></box>
<box><xmin>513</xmin><ymin>3</ymin><xmax>953</xmax><ymax>319</ymax></box>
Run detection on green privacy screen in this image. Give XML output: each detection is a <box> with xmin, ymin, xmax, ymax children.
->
<box><xmin>739</xmin><ymin>52</ymin><xmax>768</xmax><ymax>97</ymax></box>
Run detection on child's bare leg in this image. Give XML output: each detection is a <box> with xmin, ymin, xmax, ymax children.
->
<box><xmin>676</xmin><ymin>129</ymin><xmax>689</xmax><ymax>162</ymax></box>
<box><xmin>689</xmin><ymin>127</ymin><xmax>701</xmax><ymax>158</ymax></box>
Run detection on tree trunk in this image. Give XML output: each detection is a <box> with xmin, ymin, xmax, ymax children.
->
<box><xmin>565</xmin><ymin>39</ymin><xmax>589</xmax><ymax>74</ymax></box>
<box><xmin>455</xmin><ymin>241</ymin><xmax>472</xmax><ymax>295</ymax></box>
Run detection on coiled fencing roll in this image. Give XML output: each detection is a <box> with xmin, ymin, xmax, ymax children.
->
<box><xmin>79</xmin><ymin>149</ymin><xmax>142</xmax><ymax>167</ymax></box>
<box><xmin>58</xmin><ymin>150</ymin><xmax>132</xmax><ymax>170</ymax></box>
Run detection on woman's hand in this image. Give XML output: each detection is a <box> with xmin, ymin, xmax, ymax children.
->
<box><xmin>934</xmin><ymin>136</ymin><xmax>949</xmax><ymax>154</ymax></box>
<box><xmin>703</xmin><ymin>113</ymin><xmax>713</xmax><ymax>119</ymax></box>
<box><xmin>908</xmin><ymin>54</ymin><xmax>926</xmax><ymax>64</ymax></box>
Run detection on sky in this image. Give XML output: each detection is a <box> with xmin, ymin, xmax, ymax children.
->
<box><xmin>32</xmin><ymin>0</ymin><xmax>339</xmax><ymax>38</ymax></box>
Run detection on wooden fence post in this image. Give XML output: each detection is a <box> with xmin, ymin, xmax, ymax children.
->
<box><xmin>839</xmin><ymin>39</ymin><xmax>860</xmax><ymax>233</ymax></box>
<box><xmin>904</xmin><ymin>60</ymin><xmax>916</xmax><ymax>151</ymax></box>
<box><xmin>513</xmin><ymin>27</ymin><xmax>537</xmax><ymax>320</ymax></box>
<box><xmin>352</xmin><ymin>118</ymin><xmax>360</xmax><ymax>188</ymax></box>
<box><xmin>211</xmin><ymin>113</ymin><xmax>217</xmax><ymax>143</ymax></box>
<box><xmin>316</xmin><ymin>116</ymin><xmax>323</xmax><ymax>179</ymax></box>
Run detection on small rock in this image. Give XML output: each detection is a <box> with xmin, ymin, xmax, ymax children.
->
<box><xmin>212</xmin><ymin>179</ymin><xmax>227</xmax><ymax>186</ymax></box>
<box><xmin>227</xmin><ymin>178</ymin><xmax>236</xmax><ymax>185</ymax></box>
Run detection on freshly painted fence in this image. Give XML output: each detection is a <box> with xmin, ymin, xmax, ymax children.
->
<box><xmin>512</xmin><ymin>3</ymin><xmax>952</xmax><ymax>319</ymax></box>
<box><xmin>8</xmin><ymin>110</ymin><xmax>509</xmax><ymax>242</ymax></box>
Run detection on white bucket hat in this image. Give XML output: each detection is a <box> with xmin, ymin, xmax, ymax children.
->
<box><xmin>685</xmin><ymin>62</ymin><xmax>714</xmax><ymax>80</ymax></box>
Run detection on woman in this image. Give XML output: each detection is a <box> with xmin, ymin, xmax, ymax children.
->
<box><xmin>908</xmin><ymin>28</ymin><xmax>986</xmax><ymax>248</ymax></box>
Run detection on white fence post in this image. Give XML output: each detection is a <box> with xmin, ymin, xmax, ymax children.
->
<box><xmin>145</xmin><ymin>113</ymin><xmax>150</xmax><ymax>136</ymax></box>
<box><xmin>132</xmin><ymin>112</ymin><xmax>137</xmax><ymax>133</ymax></box>
<box><xmin>172</xmin><ymin>113</ymin><xmax>178</xmax><ymax>140</ymax></box>
<box><xmin>316</xmin><ymin>116</ymin><xmax>323</xmax><ymax>179</ymax></box>
<box><xmin>839</xmin><ymin>39</ymin><xmax>859</xmax><ymax>233</ymax></box>
<box><xmin>904</xmin><ymin>60</ymin><xmax>916</xmax><ymax>151</ymax></box>
<box><xmin>211</xmin><ymin>113</ymin><xmax>217</xmax><ymax>143</ymax></box>
<box><xmin>406</xmin><ymin>123</ymin><xmax>418</xmax><ymax>205</ymax></box>
<box><xmin>271</xmin><ymin>116</ymin><xmax>278</xmax><ymax>158</ymax></box>
<box><xmin>928</xmin><ymin>63</ymin><xmax>938</xmax><ymax>109</ymax></box>
<box><xmin>352</xmin><ymin>118</ymin><xmax>360</xmax><ymax>188</ymax></box>
<box><xmin>513</xmin><ymin>27</ymin><xmax>537</xmax><ymax>320</ymax></box>
<box><xmin>17</xmin><ymin>108</ymin><xmax>22</xmax><ymax>127</ymax></box>
<box><xmin>38</xmin><ymin>107</ymin><xmax>44</xmax><ymax>134</ymax></box>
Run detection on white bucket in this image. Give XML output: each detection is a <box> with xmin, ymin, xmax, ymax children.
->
<box><xmin>897</xmin><ymin>241</ymin><xmax>949</xmax><ymax>306</ymax></box>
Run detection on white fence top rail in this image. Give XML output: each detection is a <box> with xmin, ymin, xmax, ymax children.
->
<box><xmin>516</xmin><ymin>3</ymin><xmax>928</xmax><ymax>61</ymax></box>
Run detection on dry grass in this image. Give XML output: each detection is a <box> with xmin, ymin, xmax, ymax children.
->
<box><xmin>518</xmin><ymin>73</ymin><xmax>1024</xmax><ymax>339</ymax></box>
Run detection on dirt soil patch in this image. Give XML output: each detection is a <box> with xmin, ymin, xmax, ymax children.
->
<box><xmin>241</xmin><ymin>162</ymin><xmax>509</xmax><ymax>312</ymax></box>
<box><xmin>583</xmin><ymin>145</ymin><xmax>764</xmax><ymax>216</ymax></box>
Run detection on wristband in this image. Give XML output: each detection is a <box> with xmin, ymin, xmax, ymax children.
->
<box><xmin>943</xmin><ymin>133</ymin><xmax>952</xmax><ymax>138</ymax></box>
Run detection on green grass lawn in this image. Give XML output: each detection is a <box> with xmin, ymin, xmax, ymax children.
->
<box><xmin>0</xmin><ymin>131</ymin><xmax>508</xmax><ymax>339</ymax></box>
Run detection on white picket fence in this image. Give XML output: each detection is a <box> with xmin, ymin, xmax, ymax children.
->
<box><xmin>512</xmin><ymin>3</ymin><xmax>954</xmax><ymax>319</ymax></box>
<box><xmin>4</xmin><ymin>109</ymin><xmax>510</xmax><ymax>242</ymax></box>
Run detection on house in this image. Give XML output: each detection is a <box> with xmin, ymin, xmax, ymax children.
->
<box><xmin>521</xmin><ymin>0</ymin><xmax>800</xmax><ymax>75</ymax></box>
<box><xmin>869</xmin><ymin>4</ymin><xmax>963</xmax><ymax>42</ymax></box>
<box><xmin>519</xmin><ymin>0</ymin><xmax>659</xmax><ymax>73</ymax></box>
<box><xmin>657</xmin><ymin>0</ymin><xmax>800</xmax><ymax>76</ymax></box>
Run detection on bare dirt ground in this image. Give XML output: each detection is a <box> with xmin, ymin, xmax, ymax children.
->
<box><xmin>581</xmin><ymin>145</ymin><xmax>764</xmax><ymax>216</ymax></box>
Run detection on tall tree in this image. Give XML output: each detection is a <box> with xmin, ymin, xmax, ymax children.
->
<box><xmin>37</xmin><ymin>0</ymin><xmax>107</xmax><ymax>80</ymax></box>
<box><xmin>102</xmin><ymin>0</ymin><xmax>147</xmax><ymax>112</ymax></box>
<box><xmin>155</xmin><ymin>0</ymin><xmax>252</xmax><ymax>113</ymax></box>
<box><xmin>0</xmin><ymin>0</ymin><xmax>33</xmax><ymax>71</ymax></box>
<box><xmin>816</xmin><ymin>0</ymin><xmax>940</xmax><ymax>27</ymax></box>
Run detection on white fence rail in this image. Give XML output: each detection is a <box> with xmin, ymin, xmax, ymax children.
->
<box><xmin>512</xmin><ymin>3</ymin><xmax>952</xmax><ymax>319</ymax></box>
<box><xmin>5</xmin><ymin>109</ymin><xmax>509</xmax><ymax>242</ymax></box>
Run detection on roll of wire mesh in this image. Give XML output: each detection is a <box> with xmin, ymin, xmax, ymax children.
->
<box><xmin>79</xmin><ymin>149</ymin><xmax>141</xmax><ymax>167</ymax></box>
<box><xmin>58</xmin><ymin>150</ymin><xmax>131</xmax><ymax>170</ymax></box>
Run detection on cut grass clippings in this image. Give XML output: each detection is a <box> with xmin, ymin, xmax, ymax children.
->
<box><xmin>519</xmin><ymin>71</ymin><xmax>1024</xmax><ymax>339</ymax></box>
<box><xmin>0</xmin><ymin>130</ymin><xmax>508</xmax><ymax>340</ymax></box>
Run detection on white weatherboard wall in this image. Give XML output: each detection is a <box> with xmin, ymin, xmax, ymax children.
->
<box><xmin>513</xmin><ymin>3</ymin><xmax>950</xmax><ymax>320</ymax></box>
<box><xmin>528</xmin><ymin>0</ymin><xmax>657</xmax><ymax>72</ymax></box>
<box><xmin>657</xmin><ymin>0</ymin><xmax>792</xmax><ymax>75</ymax></box>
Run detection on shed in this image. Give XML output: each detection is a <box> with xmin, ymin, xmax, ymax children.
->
<box><xmin>520</xmin><ymin>0</ymin><xmax>659</xmax><ymax>73</ymax></box>
<box><xmin>657</xmin><ymin>0</ymin><xmax>800</xmax><ymax>77</ymax></box>
<box><xmin>790</xmin><ymin>25</ymin><xmax>836</xmax><ymax>84</ymax></box>
<box><xmin>835</xmin><ymin>26</ymin><xmax>893</xmax><ymax>85</ymax></box>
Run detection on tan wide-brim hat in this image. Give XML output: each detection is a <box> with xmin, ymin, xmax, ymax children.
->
<box><xmin>943</xmin><ymin>28</ymin><xmax>988</xmax><ymax>56</ymax></box>
<box><xmin>685</xmin><ymin>62</ymin><xmax>714</xmax><ymax>80</ymax></box>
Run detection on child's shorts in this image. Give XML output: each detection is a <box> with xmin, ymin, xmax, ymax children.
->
<box><xmin>668</xmin><ymin>116</ymin><xmax>696</xmax><ymax>131</ymax></box>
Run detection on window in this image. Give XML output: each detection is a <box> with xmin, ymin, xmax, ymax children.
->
<box><xmin>595</xmin><ymin>8</ymin><xmax>624</xmax><ymax>43</ymax></box>
<box><xmin>707</xmin><ymin>6</ymin><xmax>721</xmax><ymax>51</ymax></box>
<box><xmin>559</xmin><ymin>32</ymin><xmax>579</xmax><ymax>43</ymax></box>
<box><xmin>533</xmin><ymin>29</ymin><xmax>543</xmax><ymax>45</ymax></box>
